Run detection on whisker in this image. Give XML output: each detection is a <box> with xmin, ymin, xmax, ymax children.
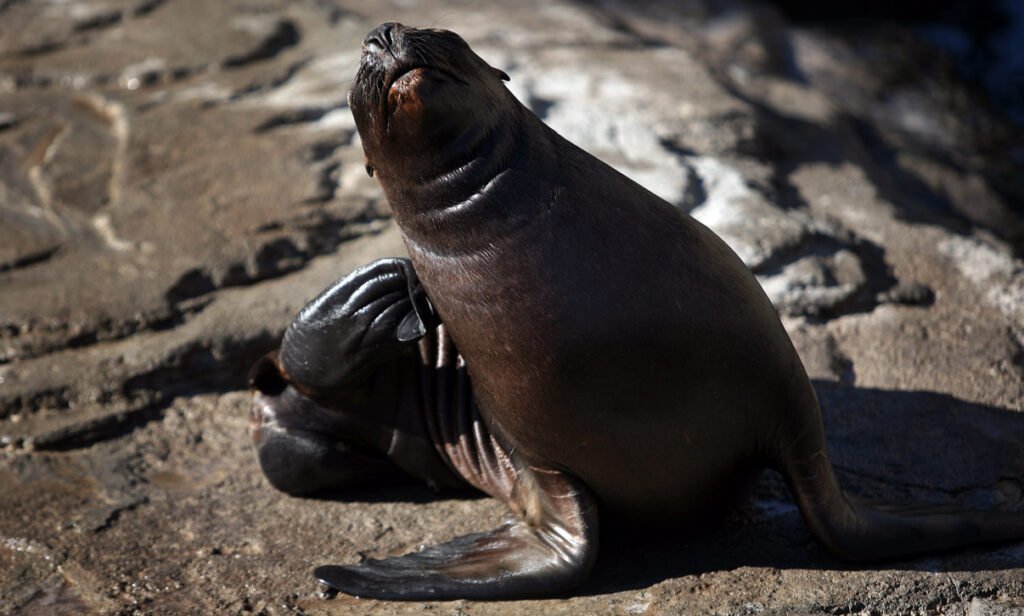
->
<box><xmin>430</xmin><ymin>12</ymin><xmax>454</xmax><ymax>29</ymax></box>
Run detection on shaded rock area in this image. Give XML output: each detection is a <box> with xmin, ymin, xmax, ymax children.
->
<box><xmin>1</xmin><ymin>0</ymin><xmax>1023</xmax><ymax>613</ymax></box>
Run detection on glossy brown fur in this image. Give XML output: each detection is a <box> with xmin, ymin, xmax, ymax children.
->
<box><xmin>352</xmin><ymin>27</ymin><xmax>807</xmax><ymax>527</ymax></box>
<box><xmin>254</xmin><ymin>26</ymin><xmax>1023</xmax><ymax>599</ymax></box>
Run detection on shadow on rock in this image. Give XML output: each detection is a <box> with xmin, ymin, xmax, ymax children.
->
<box><xmin>735</xmin><ymin>87</ymin><xmax>1024</xmax><ymax>255</ymax></box>
<box><xmin>299</xmin><ymin>479</ymin><xmax>485</xmax><ymax>506</ymax></box>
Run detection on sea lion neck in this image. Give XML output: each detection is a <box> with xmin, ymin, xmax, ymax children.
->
<box><xmin>379</xmin><ymin>106</ymin><xmax>559</xmax><ymax>255</ymax></box>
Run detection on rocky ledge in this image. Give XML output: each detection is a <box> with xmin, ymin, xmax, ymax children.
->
<box><xmin>1</xmin><ymin>0</ymin><xmax>1022</xmax><ymax>614</ymax></box>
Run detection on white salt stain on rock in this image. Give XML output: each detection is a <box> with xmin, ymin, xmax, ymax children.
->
<box><xmin>939</xmin><ymin>235</ymin><xmax>1024</xmax><ymax>323</ymax></box>
<box><xmin>312</xmin><ymin>107</ymin><xmax>355</xmax><ymax>131</ymax></box>
<box><xmin>229</xmin><ymin>14</ymin><xmax>280</xmax><ymax>37</ymax></box>
<box><xmin>93</xmin><ymin>213</ymin><xmax>133</xmax><ymax>252</ymax></box>
<box><xmin>988</xmin><ymin>274</ymin><xmax>1024</xmax><ymax>325</ymax></box>
<box><xmin>688</xmin><ymin>156</ymin><xmax>754</xmax><ymax>224</ymax></box>
<box><xmin>688</xmin><ymin>156</ymin><xmax>809</xmax><ymax>270</ymax></box>
<box><xmin>154</xmin><ymin>82</ymin><xmax>233</xmax><ymax>105</ymax></box>
<box><xmin>939</xmin><ymin>236</ymin><xmax>1016</xmax><ymax>281</ymax></box>
<box><xmin>118</xmin><ymin>58</ymin><xmax>167</xmax><ymax>91</ymax></box>
<box><xmin>503</xmin><ymin>63</ymin><xmax>690</xmax><ymax>207</ymax></box>
<box><xmin>258</xmin><ymin>51</ymin><xmax>360</xmax><ymax>109</ymax></box>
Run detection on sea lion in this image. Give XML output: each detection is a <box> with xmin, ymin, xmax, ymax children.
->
<box><xmin>248</xmin><ymin>22</ymin><xmax>1024</xmax><ymax>600</ymax></box>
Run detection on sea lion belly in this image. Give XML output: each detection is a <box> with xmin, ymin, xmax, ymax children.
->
<box><xmin>405</xmin><ymin>142</ymin><xmax>793</xmax><ymax>523</ymax></box>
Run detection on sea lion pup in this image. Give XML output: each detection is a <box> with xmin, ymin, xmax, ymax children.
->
<box><xmin>248</xmin><ymin>22</ymin><xmax>1024</xmax><ymax>600</ymax></box>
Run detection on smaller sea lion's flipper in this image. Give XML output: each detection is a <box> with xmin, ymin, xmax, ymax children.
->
<box><xmin>278</xmin><ymin>258</ymin><xmax>438</xmax><ymax>396</ymax></box>
<box><xmin>315</xmin><ymin>455</ymin><xmax>599</xmax><ymax>600</ymax></box>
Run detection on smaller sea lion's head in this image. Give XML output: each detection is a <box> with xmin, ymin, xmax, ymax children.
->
<box><xmin>349</xmin><ymin>23</ymin><xmax>511</xmax><ymax>186</ymax></box>
<box><xmin>248</xmin><ymin>352</ymin><xmax>465</xmax><ymax>495</ymax></box>
<box><xmin>247</xmin><ymin>353</ymin><xmax>399</xmax><ymax>495</ymax></box>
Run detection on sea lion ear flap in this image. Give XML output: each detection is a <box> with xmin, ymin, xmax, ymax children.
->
<box><xmin>493</xmin><ymin>67</ymin><xmax>510</xmax><ymax>82</ymax></box>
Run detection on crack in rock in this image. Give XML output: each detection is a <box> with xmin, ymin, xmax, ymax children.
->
<box><xmin>0</xmin><ymin>112</ymin><xmax>18</xmax><ymax>131</ymax></box>
<box><xmin>164</xmin><ymin>212</ymin><xmax>389</xmax><ymax>311</ymax></box>
<box><xmin>27</xmin><ymin>403</ymin><xmax>165</xmax><ymax>452</ymax></box>
<box><xmin>0</xmin><ymin>245</ymin><xmax>60</xmax><ymax>274</ymax></box>
<box><xmin>8</xmin><ymin>0</ymin><xmax>168</xmax><ymax>60</ymax></box>
<box><xmin>228</xmin><ymin>56</ymin><xmax>313</xmax><ymax>102</ymax></box>
<box><xmin>84</xmin><ymin>496</ymin><xmax>150</xmax><ymax>534</ymax></box>
<box><xmin>164</xmin><ymin>238</ymin><xmax>306</xmax><ymax>307</ymax></box>
<box><xmin>2</xmin><ymin>324</ymin><xmax>280</xmax><ymax>447</ymax></box>
<box><xmin>304</xmin><ymin>161</ymin><xmax>341</xmax><ymax>204</ymax></box>
<box><xmin>222</xmin><ymin>19</ymin><xmax>301</xmax><ymax>69</ymax></box>
<box><xmin>0</xmin><ymin>0</ymin><xmax>28</xmax><ymax>14</ymax></box>
<box><xmin>0</xmin><ymin>386</ymin><xmax>71</xmax><ymax>424</ymax></box>
<box><xmin>253</xmin><ymin>102</ymin><xmax>347</xmax><ymax>133</ymax></box>
<box><xmin>303</xmin><ymin>134</ymin><xmax>353</xmax><ymax>162</ymax></box>
<box><xmin>72</xmin><ymin>11</ymin><xmax>123</xmax><ymax>34</ymax></box>
<box><xmin>0</xmin><ymin>303</ymin><xmax>203</xmax><ymax>366</ymax></box>
<box><xmin>132</xmin><ymin>0</ymin><xmax>168</xmax><ymax>18</ymax></box>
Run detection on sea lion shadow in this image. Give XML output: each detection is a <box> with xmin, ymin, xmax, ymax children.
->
<box><xmin>304</xmin><ymin>481</ymin><xmax>485</xmax><ymax>506</ymax></box>
<box><xmin>578</xmin><ymin>380</ymin><xmax>1024</xmax><ymax>596</ymax></box>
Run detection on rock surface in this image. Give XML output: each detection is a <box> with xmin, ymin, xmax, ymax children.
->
<box><xmin>1</xmin><ymin>0</ymin><xmax>1023</xmax><ymax>614</ymax></box>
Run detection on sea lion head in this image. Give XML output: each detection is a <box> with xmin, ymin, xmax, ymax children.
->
<box><xmin>247</xmin><ymin>353</ymin><xmax>397</xmax><ymax>494</ymax></box>
<box><xmin>349</xmin><ymin>22</ymin><xmax>511</xmax><ymax>186</ymax></box>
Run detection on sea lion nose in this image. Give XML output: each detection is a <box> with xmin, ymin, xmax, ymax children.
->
<box><xmin>249</xmin><ymin>352</ymin><xmax>287</xmax><ymax>396</ymax></box>
<box><xmin>363</xmin><ymin>22</ymin><xmax>403</xmax><ymax>53</ymax></box>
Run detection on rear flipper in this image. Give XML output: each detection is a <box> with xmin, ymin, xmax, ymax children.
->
<box><xmin>793</xmin><ymin>458</ymin><xmax>1024</xmax><ymax>563</ymax></box>
<box><xmin>779</xmin><ymin>382</ymin><xmax>1024</xmax><ymax>562</ymax></box>
<box><xmin>315</xmin><ymin>452</ymin><xmax>599</xmax><ymax>600</ymax></box>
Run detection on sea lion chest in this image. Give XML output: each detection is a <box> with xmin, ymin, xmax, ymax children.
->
<box><xmin>401</xmin><ymin>148</ymin><xmax>788</xmax><ymax>520</ymax></box>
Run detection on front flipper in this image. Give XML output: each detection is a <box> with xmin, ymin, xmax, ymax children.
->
<box><xmin>279</xmin><ymin>258</ymin><xmax>438</xmax><ymax>396</ymax></box>
<box><xmin>315</xmin><ymin>455</ymin><xmax>599</xmax><ymax>600</ymax></box>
